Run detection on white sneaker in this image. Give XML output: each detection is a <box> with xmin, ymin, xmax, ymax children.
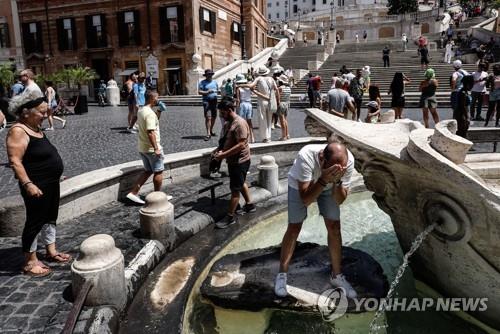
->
<box><xmin>44</xmin><ymin>127</ymin><xmax>54</xmax><ymax>131</ymax></box>
<box><xmin>126</xmin><ymin>193</ymin><xmax>145</xmax><ymax>205</ymax></box>
<box><xmin>166</xmin><ymin>194</ymin><xmax>173</xmax><ymax>201</ymax></box>
<box><xmin>274</xmin><ymin>272</ymin><xmax>288</xmax><ymax>297</ymax></box>
<box><xmin>275</xmin><ymin>123</ymin><xmax>281</xmax><ymax>128</ymax></box>
<box><xmin>271</xmin><ymin>124</ymin><xmax>275</xmax><ymax>129</ymax></box>
<box><xmin>330</xmin><ymin>273</ymin><xmax>357</xmax><ymax>299</ymax></box>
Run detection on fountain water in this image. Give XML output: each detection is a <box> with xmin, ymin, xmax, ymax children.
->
<box><xmin>368</xmin><ymin>223</ymin><xmax>437</xmax><ymax>334</ymax></box>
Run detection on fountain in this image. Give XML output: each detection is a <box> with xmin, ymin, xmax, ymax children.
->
<box><xmin>304</xmin><ymin>108</ymin><xmax>500</xmax><ymax>330</ymax></box>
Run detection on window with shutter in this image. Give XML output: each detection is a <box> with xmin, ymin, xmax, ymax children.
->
<box><xmin>231</xmin><ymin>22</ymin><xmax>241</xmax><ymax>43</ymax></box>
<box><xmin>86</xmin><ymin>15</ymin><xmax>107</xmax><ymax>48</ymax></box>
<box><xmin>0</xmin><ymin>24</ymin><xmax>10</xmax><ymax>48</ymax></box>
<box><xmin>23</xmin><ymin>22</ymin><xmax>43</xmax><ymax>53</ymax></box>
<box><xmin>160</xmin><ymin>6</ymin><xmax>183</xmax><ymax>43</ymax></box>
<box><xmin>199</xmin><ymin>7</ymin><xmax>215</xmax><ymax>34</ymax></box>
<box><xmin>57</xmin><ymin>18</ymin><xmax>77</xmax><ymax>51</ymax></box>
<box><xmin>118</xmin><ymin>10</ymin><xmax>140</xmax><ymax>46</ymax></box>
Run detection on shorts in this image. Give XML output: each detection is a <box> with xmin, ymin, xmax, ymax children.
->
<box><xmin>288</xmin><ymin>186</ymin><xmax>340</xmax><ymax>223</ymax></box>
<box><xmin>140</xmin><ymin>150</ymin><xmax>165</xmax><ymax>173</ymax></box>
<box><xmin>313</xmin><ymin>90</ymin><xmax>321</xmax><ymax>101</ymax></box>
<box><xmin>391</xmin><ymin>96</ymin><xmax>405</xmax><ymax>108</ymax></box>
<box><xmin>277</xmin><ymin>102</ymin><xmax>289</xmax><ymax>116</ymax></box>
<box><xmin>203</xmin><ymin>99</ymin><xmax>218</xmax><ymax>119</ymax></box>
<box><xmin>421</xmin><ymin>57</ymin><xmax>430</xmax><ymax>65</ymax></box>
<box><xmin>228</xmin><ymin>160</ymin><xmax>250</xmax><ymax>192</ymax></box>
<box><xmin>238</xmin><ymin>102</ymin><xmax>253</xmax><ymax>119</ymax></box>
<box><xmin>420</xmin><ymin>96</ymin><xmax>438</xmax><ymax>109</ymax></box>
<box><xmin>490</xmin><ymin>89</ymin><xmax>500</xmax><ymax>101</ymax></box>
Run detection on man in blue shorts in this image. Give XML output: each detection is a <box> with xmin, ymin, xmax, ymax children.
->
<box><xmin>275</xmin><ymin>140</ymin><xmax>358</xmax><ymax>299</ymax></box>
<box><xmin>198</xmin><ymin>69</ymin><xmax>219</xmax><ymax>141</ymax></box>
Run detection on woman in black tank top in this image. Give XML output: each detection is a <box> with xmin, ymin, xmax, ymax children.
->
<box><xmin>6</xmin><ymin>96</ymin><xmax>71</xmax><ymax>277</ymax></box>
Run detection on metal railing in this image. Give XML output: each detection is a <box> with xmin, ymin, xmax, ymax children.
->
<box><xmin>62</xmin><ymin>279</ymin><xmax>93</xmax><ymax>334</ymax></box>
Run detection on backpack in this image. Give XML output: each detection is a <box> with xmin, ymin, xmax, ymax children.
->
<box><xmin>120</xmin><ymin>83</ymin><xmax>128</xmax><ymax>100</ymax></box>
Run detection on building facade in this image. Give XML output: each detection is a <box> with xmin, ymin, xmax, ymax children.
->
<box><xmin>0</xmin><ymin>0</ymin><xmax>24</xmax><ymax>69</ymax></box>
<box><xmin>17</xmin><ymin>0</ymin><xmax>267</xmax><ymax>95</ymax></box>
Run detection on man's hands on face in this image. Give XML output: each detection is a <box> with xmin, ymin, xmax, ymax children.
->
<box><xmin>320</xmin><ymin>162</ymin><xmax>346</xmax><ymax>184</ymax></box>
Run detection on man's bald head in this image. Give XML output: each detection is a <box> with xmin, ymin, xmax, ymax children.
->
<box><xmin>323</xmin><ymin>142</ymin><xmax>348</xmax><ymax>167</ymax></box>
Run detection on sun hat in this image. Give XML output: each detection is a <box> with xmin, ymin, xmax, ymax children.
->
<box><xmin>365</xmin><ymin>101</ymin><xmax>379</xmax><ymax>109</ymax></box>
<box><xmin>203</xmin><ymin>69</ymin><xmax>215</xmax><ymax>76</ymax></box>
<box><xmin>235</xmin><ymin>74</ymin><xmax>248</xmax><ymax>84</ymax></box>
<box><xmin>278</xmin><ymin>75</ymin><xmax>289</xmax><ymax>85</ymax></box>
<box><xmin>257</xmin><ymin>66</ymin><xmax>270</xmax><ymax>76</ymax></box>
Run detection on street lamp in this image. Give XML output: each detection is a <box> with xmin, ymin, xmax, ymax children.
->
<box><xmin>330</xmin><ymin>1</ymin><xmax>335</xmax><ymax>30</ymax></box>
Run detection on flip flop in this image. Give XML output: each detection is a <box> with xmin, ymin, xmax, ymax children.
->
<box><xmin>23</xmin><ymin>263</ymin><xmax>52</xmax><ymax>277</ymax></box>
<box><xmin>204</xmin><ymin>135</ymin><xmax>211</xmax><ymax>141</ymax></box>
<box><xmin>46</xmin><ymin>253</ymin><xmax>72</xmax><ymax>263</ymax></box>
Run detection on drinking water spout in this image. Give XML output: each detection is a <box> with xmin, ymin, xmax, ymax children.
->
<box><xmin>368</xmin><ymin>223</ymin><xmax>437</xmax><ymax>334</ymax></box>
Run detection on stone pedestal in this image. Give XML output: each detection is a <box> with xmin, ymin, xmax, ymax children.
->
<box><xmin>258</xmin><ymin>156</ymin><xmax>279</xmax><ymax>196</ymax></box>
<box><xmin>106</xmin><ymin>79</ymin><xmax>120</xmax><ymax>106</ymax></box>
<box><xmin>326</xmin><ymin>41</ymin><xmax>335</xmax><ymax>55</ymax></box>
<box><xmin>71</xmin><ymin>234</ymin><xmax>126</xmax><ymax>310</ymax></box>
<box><xmin>187</xmin><ymin>53</ymin><xmax>204</xmax><ymax>95</ymax></box>
<box><xmin>140</xmin><ymin>192</ymin><xmax>176</xmax><ymax>249</ymax></box>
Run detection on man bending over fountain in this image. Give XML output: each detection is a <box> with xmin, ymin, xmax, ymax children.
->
<box><xmin>275</xmin><ymin>138</ymin><xmax>357</xmax><ymax>298</ymax></box>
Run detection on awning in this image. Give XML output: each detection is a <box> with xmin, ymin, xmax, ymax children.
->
<box><xmin>117</xmin><ymin>68</ymin><xmax>138</xmax><ymax>76</ymax></box>
<box><xmin>163</xmin><ymin>67</ymin><xmax>181</xmax><ymax>71</ymax></box>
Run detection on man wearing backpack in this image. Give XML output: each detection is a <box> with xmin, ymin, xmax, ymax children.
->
<box><xmin>450</xmin><ymin>60</ymin><xmax>469</xmax><ymax>114</ymax></box>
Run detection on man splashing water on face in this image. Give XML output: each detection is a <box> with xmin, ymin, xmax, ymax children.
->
<box><xmin>275</xmin><ymin>137</ymin><xmax>357</xmax><ymax>299</ymax></box>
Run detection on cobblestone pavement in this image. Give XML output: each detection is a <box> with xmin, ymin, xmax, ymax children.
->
<box><xmin>0</xmin><ymin>105</ymin><xmax>308</xmax><ymax>199</ymax></box>
<box><xmin>0</xmin><ymin>163</ymin><xmax>292</xmax><ymax>333</ymax></box>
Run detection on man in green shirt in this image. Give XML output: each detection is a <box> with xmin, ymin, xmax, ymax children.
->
<box><xmin>126</xmin><ymin>90</ymin><xmax>171</xmax><ymax>204</ymax></box>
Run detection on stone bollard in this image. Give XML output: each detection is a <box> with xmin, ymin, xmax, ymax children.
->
<box><xmin>71</xmin><ymin>234</ymin><xmax>127</xmax><ymax>310</ymax></box>
<box><xmin>106</xmin><ymin>78</ymin><xmax>120</xmax><ymax>106</ymax></box>
<box><xmin>258</xmin><ymin>155</ymin><xmax>279</xmax><ymax>197</ymax></box>
<box><xmin>139</xmin><ymin>192</ymin><xmax>176</xmax><ymax>248</ymax></box>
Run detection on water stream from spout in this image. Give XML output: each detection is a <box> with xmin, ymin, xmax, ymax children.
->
<box><xmin>368</xmin><ymin>223</ymin><xmax>437</xmax><ymax>334</ymax></box>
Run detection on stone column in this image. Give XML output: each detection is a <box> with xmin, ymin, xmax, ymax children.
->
<box><xmin>187</xmin><ymin>53</ymin><xmax>204</xmax><ymax>95</ymax></box>
<box><xmin>139</xmin><ymin>192</ymin><xmax>176</xmax><ymax>248</ymax></box>
<box><xmin>71</xmin><ymin>234</ymin><xmax>126</xmax><ymax>310</ymax></box>
<box><xmin>106</xmin><ymin>79</ymin><xmax>120</xmax><ymax>106</ymax></box>
<box><xmin>258</xmin><ymin>156</ymin><xmax>279</xmax><ymax>196</ymax></box>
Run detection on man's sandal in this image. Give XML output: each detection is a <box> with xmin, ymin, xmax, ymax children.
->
<box><xmin>23</xmin><ymin>263</ymin><xmax>52</xmax><ymax>277</ymax></box>
<box><xmin>46</xmin><ymin>253</ymin><xmax>72</xmax><ymax>263</ymax></box>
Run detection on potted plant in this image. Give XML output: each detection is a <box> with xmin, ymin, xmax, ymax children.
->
<box><xmin>59</xmin><ymin>66</ymin><xmax>98</xmax><ymax>114</ymax></box>
<box><xmin>0</xmin><ymin>62</ymin><xmax>15</xmax><ymax>121</ymax></box>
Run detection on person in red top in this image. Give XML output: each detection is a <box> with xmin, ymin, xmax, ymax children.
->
<box><xmin>311</xmin><ymin>75</ymin><xmax>323</xmax><ymax>108</ymax></box>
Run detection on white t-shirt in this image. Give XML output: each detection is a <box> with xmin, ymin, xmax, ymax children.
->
<box><xmin>23</xmin><ymin>81</ymin><xmax>43</xmax><ymax>99</ymax></box>
<box><xmin>471</xmin><ymin>71</ymin><xmax>488</xmax><ymax>93</ymax></box>
<box><xmin>252</xmin><ymin>76</ymin><xmax>277</xmax><ymax>97</ymax></box>
<box><xmin>288</xmin><ymin>144</ymin><xmax>355</xmax><ymax>190</ymax></box>
<box><xmin>238</xmin><ymin>87</ymin><xmax>252</xmax><ymax>103</ymax></box>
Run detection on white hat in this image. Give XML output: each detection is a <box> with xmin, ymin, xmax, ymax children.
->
<box><xmin>257</xmin><ymin>67</ymin><xmax>270</xmax><ymax>76</ymax></box>
<box><xmin>453</xmin><ymin>60</ymin><xmax>462</xmax><ymax>68</ymax></box>
<box><xmin>235</xmin><ymin>74</ymin><xmax>247</xmax><ymax>84</ymax></box>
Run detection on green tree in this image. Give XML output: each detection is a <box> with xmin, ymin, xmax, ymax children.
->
<box><xmin>0</xmin><ymin>62</ymin><xmax>15</xmax><ymax>88</ymax></box>
<box><xmin>387</xmin><ymin>0</ymin><xmax>419</xmax><ymax>15</ymax></box>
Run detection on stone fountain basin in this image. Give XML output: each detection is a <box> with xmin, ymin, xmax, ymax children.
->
<box><xmin>200</xmin><ymin>242</ymin><xmax>389</xmax><ymax>313</ymax></box>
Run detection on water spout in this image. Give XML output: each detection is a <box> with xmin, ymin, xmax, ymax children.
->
<box><xmin>368</xmin><ymin>223</ymin><xmax>437</xmax><ymax>334</ymax></box>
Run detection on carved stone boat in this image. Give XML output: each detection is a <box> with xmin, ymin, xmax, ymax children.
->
<box><xmin>304</xmin><ymin>108</ymin><xmax>500</xmax><ymax>330</ymax></box>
